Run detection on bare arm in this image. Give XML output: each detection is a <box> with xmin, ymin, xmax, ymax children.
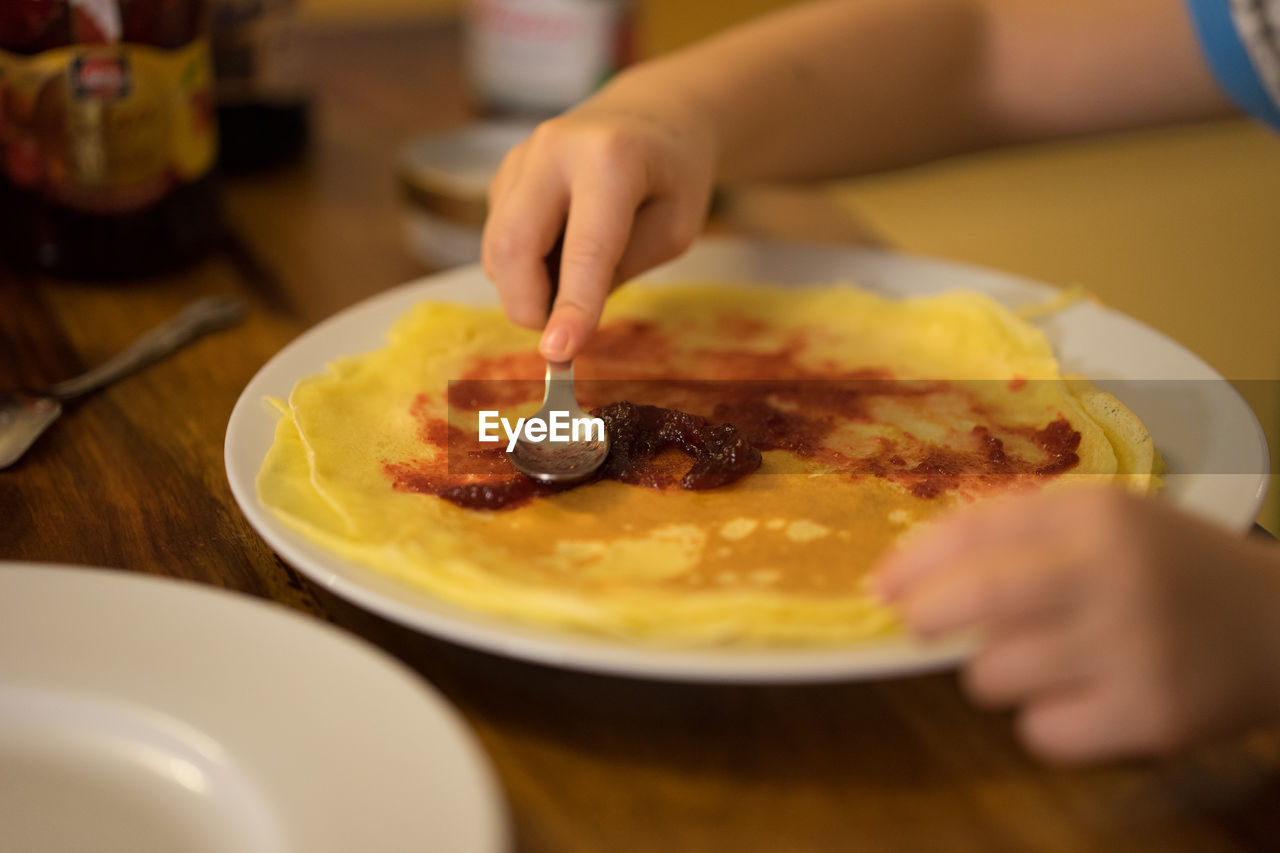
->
<box><xmin>483</xmin><ymin>0</ymin><xmax>1235</xmax><ymax>360</ymax></box>
<box><xmin>631</xmin><ymin>0</ymin><xmax>1233</xmax><ymax>181</ymax></box>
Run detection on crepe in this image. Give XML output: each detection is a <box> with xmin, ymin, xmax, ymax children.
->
<box><xmin>257</xmin><ymin>283</ymin><xmax>1157</xmax><ymax>645</ymax></box>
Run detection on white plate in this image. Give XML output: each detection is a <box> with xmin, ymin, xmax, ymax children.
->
<box><xmin>225</xmin><ymin>238</ymin><xmax>1270</xmax><ymax>684</ymax></box>
<box><xmin>0</xmin><ymin>563</ymin><xmax>508</xmax><ymax>853</ymax></box>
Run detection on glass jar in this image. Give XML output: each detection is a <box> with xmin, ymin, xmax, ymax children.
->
<box><xmin>209</xmin><ymin>0</ymin><xmax>310</xmax><ymax>172</ymax></box>
<box><xmin>0</xmin><ymin>0</ymin><xmax>220</xmax><ymax>278</ymax></box>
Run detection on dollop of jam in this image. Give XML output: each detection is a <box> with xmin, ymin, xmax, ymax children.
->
<box><xmin>594</xmin><ymin>401</ymin><xmax>762</xmax><ymax>490</ymax></box>
<box><xmin>383</xmin><ymin>398</ymin><xmax>761</xmax><ymax>511</ymax></box>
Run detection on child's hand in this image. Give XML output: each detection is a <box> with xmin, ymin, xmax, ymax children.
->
<box><xmin>876</xmin><ymin>487</ymin><xmax>1280</xmax><ymax>763</ymax></box>
<box><xmin>482</xmin><ymin>84</ymin><xmax>718</xmax><ymax>361</ymax></box>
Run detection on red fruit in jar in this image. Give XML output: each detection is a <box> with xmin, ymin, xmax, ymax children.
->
<box><xmin>120</xmin><ymin>0</ymin><xmax>203</xmax><ymax>48</ymax></box>
<box><xmin>5</xmin><ymin>135</ymin><xmax>46</xmax><ymax>187</ymax></box>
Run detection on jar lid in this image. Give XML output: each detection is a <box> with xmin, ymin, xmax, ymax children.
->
<box><xmin>397</xmin><ymin>121</ymin><xmax>537</xmax><ymax>228</ymax></box>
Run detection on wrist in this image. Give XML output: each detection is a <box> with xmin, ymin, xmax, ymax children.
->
<box><xmin>587</xmin><ymin>63</ymin><xmax>726</xmax><ymax>182</ymax></box>
<box><xmin>578</xmin><ymin>64</ymin><xmax>727</xmax><ymax>186</ymax></box>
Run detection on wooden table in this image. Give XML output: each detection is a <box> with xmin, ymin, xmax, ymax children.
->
<box><xmin>4</xmin><ymin>21</ymin><xmax>1279</xmax><ymax>853</ymax></box>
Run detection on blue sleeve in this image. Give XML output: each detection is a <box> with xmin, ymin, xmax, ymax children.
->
<box><xmin>1184</xmin><ymin>0</ymin><xmax>1280</xmax><ymax>130</ymax></box>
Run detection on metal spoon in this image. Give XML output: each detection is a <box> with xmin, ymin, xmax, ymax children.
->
<box><xmin>507</xmin><ymin>359</ymin><xmax>610</xmax><ymax>483</ymax></box>
<box><xmin>506</xmin><ymin>240</ymin><xmax>610</xmax><ymax>484</ymax></box>
<box><xmin>0</xmin><ymin>295</ymin><xmax>244</xmax><ymax>469</ymax></box>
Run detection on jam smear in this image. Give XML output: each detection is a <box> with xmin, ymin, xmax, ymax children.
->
<box><xmin>383</xmin><ymin>398</ymin><xmax>568</xmax><ymax>510</ymax></box>
<box><xmin>384</xmin><ymin>316</ymin><xmax>1085</xmax><ymax>510</ymax></box>
<box><xmin>885</xmin><ymin>421</ymin><xmax>1082</xmax><ymax>499</ymax></box>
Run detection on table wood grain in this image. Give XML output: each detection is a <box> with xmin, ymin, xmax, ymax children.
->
<box><xmin>3</xmin><ymin>21</ymin><xmax>1279</xmax><ymax>853</ymax></box>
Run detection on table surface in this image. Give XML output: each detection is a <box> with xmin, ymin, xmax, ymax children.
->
<box><xmin>4</xmin><ymin>21</ymin><xmax>1279</xmax><ymax>853</ymax></box>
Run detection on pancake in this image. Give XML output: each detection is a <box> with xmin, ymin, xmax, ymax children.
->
<box><xmin>257</xmin><ymin>283</ymin><xmax>1157</xmax><ymax>645</ymax></box>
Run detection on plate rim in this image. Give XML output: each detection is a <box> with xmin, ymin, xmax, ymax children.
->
<box><xmin>0</xmin><ymin>561</ymin><xmax>510</xmax><ymax>852</ymax></box>
<box><xmin>225</xmin><ymin>237</ymin><xmax>1270</xmax><ymax>683</ymax></box>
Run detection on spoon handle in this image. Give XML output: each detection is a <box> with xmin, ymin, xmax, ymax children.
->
<box><xmin>540</xmin><ymin>231</ymin><xmax>583</xmax><ymax>413</ymax></box>
<box><xmin>543</xmin><ymin>359</ymin><xmax>584</xmax><ymax>415</ymax></box>
<box><xmin>47</xmin><ymin>296</ymin><xmax>245</xmax><ymax>402</ymax></box>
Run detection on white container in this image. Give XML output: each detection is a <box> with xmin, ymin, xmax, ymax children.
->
<box><xmin>463</xmin><ymin>0</ymin><xmax>629</xmax><ymax>115</ymax></box>
<box><xmin>398</xmin><ymin>121</ymin><xmax>537</xmax><ymax>269</ymax></box>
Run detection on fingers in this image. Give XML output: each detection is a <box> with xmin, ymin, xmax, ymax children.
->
<box><xmin>876</xmin><ymin>485</ymin><xmax>1122</xmax><ymax>603</ymax></box>
<box><xmin>483</xmin><ymin>146</ymin><xmax>569</xmax><ymax>330</ymax></box>
<box><xmin>1016</xmin><ymin>686</ymin><xmax>1148</xmax><ymax>765</ymax></box>
<box><xmin>896</xmin><ymin>540</ymin><xmax>1084</xmax><ymax>640</ymax></box>
<box><xmin>613</xmin><ymin>195</ymin><xmax>707</xmax><ymax>284</ymax></box>
<box><xmin>484</xmin><ymin>109</ymin><xmax>715</xmax><ymax>358</ymax></box>
<box><xmin>876</xmin><ymin>495</ymin><xmax>1030</xmax><ymax>601</ymax></box>
<box><xmin>878</xmin><ymin>493</ymin><xmax>1079</xmax><ymax>634</ymax></box>
<box><xmin>875</xmin><ymin>486</ymin><xmax>1213</xmax><ymax>764</ymax></box>
<box><xmin>873</xmin><ymin>485</ymin><xmax>1263</xmax><ymax>764</ymax></box>
<box><xmin>875</xmin><ymin>512</ymin><xmax>986</xmax><ymax>602</ymax></box>
<box><xmin>964</xmin><ymin>622</ymin><xmax>1090</xmax><ymax>708</ymax></box>
<box><xmin>540</xmin><ymin>160</ymin><xmax>646</xmax><ymax>360</ymax></box>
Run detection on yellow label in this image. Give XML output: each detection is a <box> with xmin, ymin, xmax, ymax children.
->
<box><xmin>0</xmin><ymin>40</ymin><xmax>215</xmax><ymax>213</ymax></box>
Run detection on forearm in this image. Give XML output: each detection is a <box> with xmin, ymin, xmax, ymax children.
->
<box><xmin>599</xmin><ymin>0</ymin><xmax>1233</xmax><ymax>182</ymax></box>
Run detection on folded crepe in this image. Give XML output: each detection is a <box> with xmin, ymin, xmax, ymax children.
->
<box><xmin>258</xmin><ymin>283</ymin><xmax>1156</xmax><ymax>645</ymax></box>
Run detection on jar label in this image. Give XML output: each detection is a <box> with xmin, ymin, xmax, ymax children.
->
<box><xmin>0</xmin><ymin>39</ymin><xmax>215</xmax><ymax>214</ymax></box>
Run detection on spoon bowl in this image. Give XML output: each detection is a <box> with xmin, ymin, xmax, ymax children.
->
<box><xmin>0</xmin><ymin>392</ymin><xmax>63</xmax><ymax>469</ymax></box>
<box><xmin>506</xmin><ymin>360</ymin><xmax>610</xmax><ymax>484</ymax></box>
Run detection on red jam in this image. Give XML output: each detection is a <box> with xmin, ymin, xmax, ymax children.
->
<box><xmin>384</xmin><ymin>398</ymin><xmax>761</xmax><ymax>510</ymax></box>
<box><xmin>594</xmin><ymin>401</ymin><xmax>762</xmax><ymax>490</ymax></box>
<box><xmin>382</xmin><ymin>315</ymin><xmax>1083</xmax><ymax>510</ymax></box>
